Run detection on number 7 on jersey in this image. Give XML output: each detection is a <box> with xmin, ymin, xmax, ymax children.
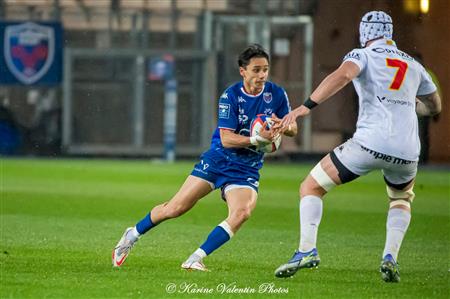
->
<box><xmin>386</xmin><ymin>58</ymin><xmax>408</xmax><ymax>90</ymax></box>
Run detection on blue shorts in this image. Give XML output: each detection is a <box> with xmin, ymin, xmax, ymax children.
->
<box><xmin>191</xmin><ymin>149</ymin><xmax>260</xmax><ymax>194</ymax></box>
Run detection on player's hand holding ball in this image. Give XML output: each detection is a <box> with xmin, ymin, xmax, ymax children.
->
<box><xmin>250</xmin><ymin>114</ymin><xmax>282</xmax><ymax>153</ymax></box>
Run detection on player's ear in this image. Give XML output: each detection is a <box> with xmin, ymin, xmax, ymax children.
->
<box><xmin>239</xmin><ymin>66</ymin><xmax>246</xmax><ymax>77</ymax></box>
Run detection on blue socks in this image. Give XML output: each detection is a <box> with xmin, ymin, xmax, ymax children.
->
<box><xmin>135</xmin><ymin>212</ymin><xmax>157</xmax><ymax>235</ymax></box>
<box><xmin>200</xmin><ymin>221</ymin><xmax>234</xmax><ymax>255</ymax></box>
<box><xmin>135</xmin><ymin>215</ymin><xmax>234</xmax><ymax>258</ymax></box>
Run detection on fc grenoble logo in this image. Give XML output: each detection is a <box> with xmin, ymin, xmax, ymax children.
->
<box><xmin>263</xmin><ymin>92</ymin><xmax>272</xmax><ymax>103</ymax></box>
<box><xmin>4</xmin><ymin>22</ymin><xmax>55</xmax><ymax>84</ymax></box>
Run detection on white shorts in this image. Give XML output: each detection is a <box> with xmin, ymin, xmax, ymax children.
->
<box><xmin>332</xmin><ymin>139</ymin><xmax>418</xmax><ymax>186</ymax></box>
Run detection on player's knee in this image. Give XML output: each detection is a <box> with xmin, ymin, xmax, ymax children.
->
<box><xmin>300</xmin><ymin>176</ymin><xmax>326</xmax><ymax>198</ymax></box>
<box><xmin>387</xmin><ymin>185</ymin><xmax>415</xmax><ymax>209</ymax></box>
<box><xmin>299</xmin><ymin>180</ymin><xmax>311</xmax><ymax>197</ymax></box>
<box><xmin>231</xmin><ymin>208</ymin><xmax>252</xmax><ymax>224</ymax></box>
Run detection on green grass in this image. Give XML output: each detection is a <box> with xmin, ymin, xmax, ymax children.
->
<box><xmin>1</xmin><ymin>158</ymin><xmax>449</xmax><ymax>298</ymax></box>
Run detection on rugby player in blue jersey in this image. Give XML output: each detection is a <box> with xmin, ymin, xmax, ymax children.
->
<box><xmin>112</xmin><ymin>44</ymin><xmax>297</xmax><ymax>271</ymax></box>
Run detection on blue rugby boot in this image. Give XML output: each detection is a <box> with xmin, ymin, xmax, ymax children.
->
<box><xmin>380</xmin><ymin>254</ymin><xmax>400</xmax><ymax>283</ymax></box>
<box><xmin>274</xmin><ymin>248</ymin><xmax>320</xmax><ymax>278</ymax></box>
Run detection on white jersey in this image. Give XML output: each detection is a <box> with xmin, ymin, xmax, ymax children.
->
<box><xmin>343</xmin><ymin>38</ymin><xmax>437</xmax><ymax>161</ymax></box>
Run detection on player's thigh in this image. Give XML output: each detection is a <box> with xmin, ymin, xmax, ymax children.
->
<box><xmin>225</xmin><ymin>186</ymin><xmax>258</xmax><ymax>215</ymax></box>
<box><xmin>319</xmin><ymin>154</ymin><xmax>341</xmax><ymax>184</ymax></box>
<box><xmin>306</xmin><ymin>139</ymin><xmax>379</xmax><ymax>196</ymax></box>
<box><xmin>304</xmin><ymin>145</ymin><xmax>363</xmax><ymax>196</ymax></box>
<box><xmin>331</xmin><ymin>139</ymin><xmax>377</xmax><ymax>180</ymax></box>
<box><xmin>167</xmin><ymin>175</ymin><xmax>213</xmax><ymax>210</ymax></box>
<box><xmin>383</xmin><ymin>162</ymin><xmax>417</xmax><ymax>188</ymax></box>
<box><xmin>302</xmin><ymin>155</ymin><xmax>340</xmax><ymax>196</ymax></box>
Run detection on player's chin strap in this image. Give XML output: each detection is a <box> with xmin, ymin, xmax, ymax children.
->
<box><xmin>250</xmin><ymin>135</ymin><xmax>270</xmax><ymax>146</ymax></box>
<box><xmin>387</xmin><ymin>185</ymin><xmax>415</xmax><ymax>209</ymax></box>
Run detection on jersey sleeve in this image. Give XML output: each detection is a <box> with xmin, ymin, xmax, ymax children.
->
<box><xmin>275</xmin><ymin>88</ymin><xmax>291</xmax><ymax>118</ymax></box>
<box><xmin>217</xmin><ymin>90</ymin><xmax>238</xmax><ymax>131</ymax></box>
<box><xmin>417</xmin><ymin>64</ymin><xmax>437</xmax><ymax>96</ymax></box>
<box><xmin>343</xmin><ymin>49</ymin><xmax>367</xmax><ymax>72</ymax></box>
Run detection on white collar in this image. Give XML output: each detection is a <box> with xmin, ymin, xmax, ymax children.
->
<box><xmin>367</xmin><ymin>38</ymin><xmax>397</xmax><ymax>48</ymax></box>
<box><xmin>240</xmin><ymin>84</ymin><xmax>265</xmax><ymax>98</ymax></box>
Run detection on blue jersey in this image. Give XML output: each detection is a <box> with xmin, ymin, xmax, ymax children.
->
<box><xmin>209</xmin><ymin>81</ymin><xmax>291</xmax><ymax>170</ymax></box>
<box><xmin>191</xmin><ymin>81</ymin><xmax>291</xmax><ymax>193</ymax></box>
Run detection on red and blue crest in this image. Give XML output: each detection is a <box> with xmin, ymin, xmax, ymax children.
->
<box><xmin>4</xmin><ymin>22</ymin><xmax>54</xmax><ymax>85</ymax></box>
<box><xmin>263</xmin><ymin>92</ymin><xmax>272</xmax><ymax>104</ymax></box>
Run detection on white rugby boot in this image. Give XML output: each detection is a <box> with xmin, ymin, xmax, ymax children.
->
<box><xmin>181</xmin><ymin>253</ymin><xmax>209</xmax><ymax>272</ymax></box>
<box><xmin>112</xmin><ymin>227</ymin><xmax>139</xmax><ymax>267</ymax></box>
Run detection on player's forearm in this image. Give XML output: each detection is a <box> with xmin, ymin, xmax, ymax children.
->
<box><xmin>285</xmin><ymin>72</ymin><xmax>350</xmax><ymax>124</ymax></box>
<box><xmin>310</xmin><ymin>71</ymin><xmax>353</xmax><ymax>104</ymax></box>
<box><xmin>308</xmin><ymin>61</ymin><xmax>360</xmax><ymax>106</ymax></box>
<box><xmin>416</xmin><ymin>92</ymin><xmax>441</xmax><ymax>116</ymax></box>
<box><xmin>220</xmin><ymin>129</ymin><xmax>252</xmax><ymax>148</ymax></box>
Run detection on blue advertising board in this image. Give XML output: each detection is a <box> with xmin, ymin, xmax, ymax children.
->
<box><xmin>0</xmin><ymin>21</ymin><xmax>63</xmax><ymax>86</ymax></box>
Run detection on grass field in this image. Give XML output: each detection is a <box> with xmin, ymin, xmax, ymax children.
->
<box><xmin>1</xmin><ymin>158</ymin><xmax>449</xmax><ymax>298</ymax></box>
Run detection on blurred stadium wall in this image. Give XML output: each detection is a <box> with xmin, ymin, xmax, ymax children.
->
<box><xmin>0</xmin><ymin>0</ymin><xmax>448</xmax><ymax>163</ymax></box>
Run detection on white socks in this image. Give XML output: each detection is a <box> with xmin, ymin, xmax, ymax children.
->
<box><xmin>193</xmin><ymin>248</ymin><xmax>207</xmax><ymax>259</ymax></box>
<box><xmin>382</xmin><ymin>208</ymin><xmax>411</xmax><ymax>261</ymax></box>
<box><xmin>297</xmin><ymin>195</ymin><xmax>410</xmax><ymax>261</ymax></box>
<box><xmin>299</xmin><ymin>195</ymin><xmax>323</xmax><ymax>252</ymax></box>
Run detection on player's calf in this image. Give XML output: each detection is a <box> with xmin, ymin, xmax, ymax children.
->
<box><xmin>163</xmin><ymin>203</ymin><xmax>189</xmax><ymax>218</ymax></box>
<box><xmin>381</xmin><ymin>183</ymin><xmax>413</xmax><ymax>282</ymax></box>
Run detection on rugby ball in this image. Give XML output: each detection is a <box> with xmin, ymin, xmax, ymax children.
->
<box><xmin>250</xmin><ymin>114</ymin><xmax>282</xmax><ymax>153</ymax></box>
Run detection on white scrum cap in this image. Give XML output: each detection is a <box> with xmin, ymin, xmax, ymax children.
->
<box><xmin>359</xmin><ymin>11</ymin><xmax>393</xmax><ymax>47</ymax></box>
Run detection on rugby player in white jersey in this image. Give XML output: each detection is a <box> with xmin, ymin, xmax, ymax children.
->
<box><xmin>273</xmin><ymin>11</ymin><xmax>441</xmax><ymax>282</ymax></box>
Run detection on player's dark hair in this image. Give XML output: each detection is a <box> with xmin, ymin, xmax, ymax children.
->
<box><xmin>238</xmin><ymin>44</ymin><xmax>270</xmax><ymax>68</ymax></box>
